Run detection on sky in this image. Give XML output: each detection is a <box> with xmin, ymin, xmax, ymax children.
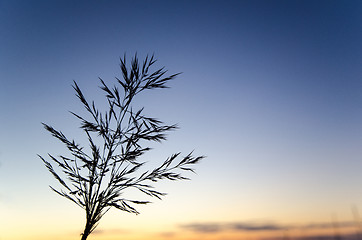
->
<box><xmin>0</xmin><ymin>0</ymin><xmax>362</xmax><ymax>239</ymax></box>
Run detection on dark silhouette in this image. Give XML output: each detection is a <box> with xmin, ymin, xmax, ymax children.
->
<box><xmin>39</xmin><ymin>54</ymin><xmax>204</xmax><ymax>240</ymax></box>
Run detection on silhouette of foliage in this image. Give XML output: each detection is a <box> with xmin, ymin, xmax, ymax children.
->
<box><xmin>39</xmin><ymin>54</ymin><xmax>204</xmax><ymax>240</ymax></box>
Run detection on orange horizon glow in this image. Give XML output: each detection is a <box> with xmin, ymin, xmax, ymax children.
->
<box><xmin>1</xmin><ymin>218</ymin><xmax>361</xmax><ymax>240</ymax></box>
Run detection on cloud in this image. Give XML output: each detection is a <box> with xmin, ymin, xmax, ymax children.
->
<box><xmin>262</xmin><ymin>234</ymin><xmax>359</xmax><ymax>240</ymax></box>
<box><xmin>230</xmin><ymin>222</ymin><xmax>285</xmax><ymax>231</ymax></box>
<box><xmin>283</xmin><ymin>233</ymin><xmax>359</xmax><ymax>240</ymax></box>
<box><xmin>180</xmin><ymin>221</ymin><xmax>286</xmax><ymax>233</ymax></box>
<box><xmin>179</xmin><ymin>220</ymin><xmax>357</xmax><ymax>234</ymax></box>
<box><xmin>180</xmin><ymin>223</ymin><xmax>224</xmax><ymax>233</ymax></box>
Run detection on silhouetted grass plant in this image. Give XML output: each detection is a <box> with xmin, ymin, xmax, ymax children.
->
<box><xmin>39</xmin><ymin>54</ymin><xmax>204</xmax><ymax>240</ymax></box>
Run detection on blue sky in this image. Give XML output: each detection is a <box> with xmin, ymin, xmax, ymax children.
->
<box><xmin>0</xmin><ymin>1</ymin><xmax>362</xmax><ymax>239</ymax></box>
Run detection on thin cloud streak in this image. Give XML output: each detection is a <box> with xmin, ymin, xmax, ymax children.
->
<box><xmin>179</xmin><ymin>220</ymin><xmax>357</xmax><ymax>233</ymax></box>
<box><xmin>264</xmin><ymin>233</ymin><xmax>360</xmax><ymax>240</ymax></box>
<box><xmin>230</xmin><ymin>222</ymin><xmax>284</xmax><ymax>231</ymax></box>
<box><xmin>180</xmin><ymin>223</ymin><xmax>224</xmax><ymax>233</ymax></box>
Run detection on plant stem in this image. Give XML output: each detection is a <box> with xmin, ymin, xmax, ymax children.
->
<box><xmin>81</xmin><ymin>219</ymin><xmax>93</xmax><ymax>240</ymax></box>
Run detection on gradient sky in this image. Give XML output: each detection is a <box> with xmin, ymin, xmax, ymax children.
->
<box><xmin>1</xmin><ymin>1</ymin><xmax>362</xmax><ymax>240</ymax></box>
